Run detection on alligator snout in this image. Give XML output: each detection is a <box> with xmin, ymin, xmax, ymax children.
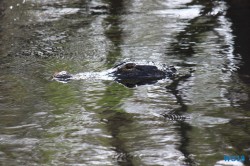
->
<box><xmin>53</xmin><ymin>71</ymin><xmax>72</xmax><ymax>82</ymax></box>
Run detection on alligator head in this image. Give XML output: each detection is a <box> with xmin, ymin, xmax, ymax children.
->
<box><xmin>111</xmin><ymin>62</ymin><xmax>176</xmax><ymax>87</ymax></box>
<box><xmin>53</xmin><ymin>62</ymin><xmax>177</xmax><ymax>87</ymax></box>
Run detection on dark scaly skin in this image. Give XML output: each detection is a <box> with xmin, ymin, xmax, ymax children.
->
<box><xmin>112</xmin><ymin>63</ymin><xmax>167</xmax><ymax>80</ymax></box>
<box><xmin>111</xmin><ymin>63</ymin><xmax>176</xmax><ymax>87</ymax></box>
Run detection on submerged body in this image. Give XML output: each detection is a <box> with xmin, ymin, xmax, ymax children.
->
<box><xmin>53</xmin><ymin>62</ymin><xmax>177</xmax><ymax>87</ymax></box>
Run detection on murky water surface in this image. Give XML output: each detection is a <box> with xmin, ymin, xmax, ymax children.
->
<box><xmin>1</xmin><ymin>0</ymin><xmax>250</xmax><ymax>165</ymax></box>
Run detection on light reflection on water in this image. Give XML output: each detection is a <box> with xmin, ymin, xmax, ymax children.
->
<box><xmin>0</xmin><ymin>0</ymin><xmax>250</xmax><ymax>165</ymax></box>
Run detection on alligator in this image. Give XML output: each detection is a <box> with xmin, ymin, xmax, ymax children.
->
<box><xmin>53</xmin><ymin>62</ymin><xmax>178</xmax><ymax>87</ymax></box>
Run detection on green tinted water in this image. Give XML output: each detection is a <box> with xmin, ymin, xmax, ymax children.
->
<box><xmin>0</xmin><ymin>0</ymin><xmax>250</xmax><ymax>165</ymax></box>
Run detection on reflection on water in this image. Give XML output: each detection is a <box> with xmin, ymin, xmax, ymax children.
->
<box><xmin>1</xmin><ymin>0</ymin><xmax>250</xmax><ymax>165</ymax></box>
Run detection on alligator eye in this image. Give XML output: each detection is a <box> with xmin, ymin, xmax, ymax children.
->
<box><xmin>125</xmin><ymin>63</ymin><xmax>136</xmax><ymax>69</ymax></box>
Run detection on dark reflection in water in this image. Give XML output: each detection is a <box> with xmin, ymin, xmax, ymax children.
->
<box><xmin>166</xmin><ymin>74</ymin><xmax>194</xmax><ymax>165</ymax></box>
<box><xmin>227</xmin><ymin>0</ymin><xmax>250</xmax><ymax>77</ymax></box>
<box><xmin>165</xmin><ymin>1</ymin><xmax>221</xmax><ymax>165</ymax></box>
<box><xmin>170</xmin><ymin>0</ymin><xmax>219</xmax><ymax>57</ymax></box>
<box><xmin>102</xmin><ymin>110</ymin><xmax>135</xmax><ymax>165</ymax></box>
<box><xmin>103</xmin><ymin>0</ymin><xmax>124</xmax><ymax>67</ymax></box>
<box><xmin>226</xmin><ymin>1</ymin><xmax>250</xmax><ymax>165</ymax></box>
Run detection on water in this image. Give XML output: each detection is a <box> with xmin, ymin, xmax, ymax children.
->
<box><xmin>0</xmin><ymin>0</ymin><xmax>250</xmax><ymax>165</ymax></box>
